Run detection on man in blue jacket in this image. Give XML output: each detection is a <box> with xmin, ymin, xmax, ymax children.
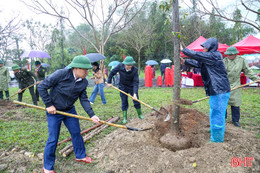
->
<box><xmin>38</xmin><ymin>55</ymin><xmax>100</xmax><ymax>173</ymax></box>
<box><xmin>180</xmin><ymin>38</ymin><xmax>231</xmax><ymax>143</ymax></box>
<box><xmin>107</xmin><ymin>56</ymin><xmax>144</xmax><ymax>124</ymax></box>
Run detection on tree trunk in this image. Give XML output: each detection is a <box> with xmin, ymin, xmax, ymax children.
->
<box><xmin>60</xmin><ymin>18</ymin><xmax>65</xmax><ymax>69</ymax></box>
<box><xmin>171</xmin><ymin>0</ymin><xmax>181</xmax><ymax>132</ymax></box>
<box><xmin>138</xmin><ymin>50</ymin><xmax>141</xmax><ymax>74</ymax></box>
<box><xmin>100</xmin><ymin>44</ymin><xmax>105</xmax><ymax>81</ymax></box>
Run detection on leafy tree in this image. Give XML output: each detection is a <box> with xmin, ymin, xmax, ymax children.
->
<box><xmin>110</xmin><ymin>55</ymin><xmax>121</xmax><ymax>62</ymax></box>
<box><xmin>233</xmin><ymin>8</ymin><xmax>243</xmax><ymax>41</ymax></box>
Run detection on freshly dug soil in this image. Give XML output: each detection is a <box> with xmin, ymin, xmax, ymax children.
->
<box><xmin>90</xmin><ymin>105</ymin><xmax>260</xmax><ymax>173</ymax></box>
<box><xmin>0</xmin><ymin>102</ymin><xmax>259</xmax><ymax>172</ymax></box>
<box><xmin>0</xmin><ymin>100</ymin><xmax>25</xmax><ymax>121</ymax></box>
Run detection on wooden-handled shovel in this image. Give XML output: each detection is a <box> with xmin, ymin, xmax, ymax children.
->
<box><xmin>7</xmin><ymin>82</ymin><xmax>39</xmax><ymax>100</ymax></box>
<box><xmin>192</xmin><ymin>80</ymin><xmax>260</xmax><ymax>104</ymax></box>
<box><xmin>105</xmin><ymin>82</ymin><xmax>171</xmax><ymax>121</ymax></box>
<box><xmin>12</xmin><ymin>101</ymin><xmax>152</xmax><ymax>131</ymax></box>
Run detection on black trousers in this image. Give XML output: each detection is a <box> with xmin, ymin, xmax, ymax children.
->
<box><xmin>35</xmin><ymin>84</ymin><xmax>40</xmax><ymax>101</ymax></box>
<box><xmin>226</xmin><ymin>106</ymin><xmax>240</xmax><ymax>122</ymax></box>
<box><xmin>0</xmin><ymin>90</ymin><xmax>9</xmax><ymax>100</ymax></box>
<box><xmin>120</xmin><ymin>86</ymin><xmax>141</xmax><ymax>111</ymax></box>
<box><xmin>18</xmin><ymin>86</ymin><xmax>37</xmax><ymax>105</ymax></box>
<box><xmin>161</xmin><ymin>71</ymin><xmax>165</xmax><ymax>81</ymax></box>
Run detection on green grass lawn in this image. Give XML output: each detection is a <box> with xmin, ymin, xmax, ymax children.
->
<box><xmin>0</xmin><ymin>86</ymin><xmax>259</xmax><ymax>156</ymax></box>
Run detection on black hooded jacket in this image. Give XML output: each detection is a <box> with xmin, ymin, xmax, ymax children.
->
<box><xmin>183</xmin><ymin>38</ymin><xmax>230</xmax><ymax>96</ymax></box>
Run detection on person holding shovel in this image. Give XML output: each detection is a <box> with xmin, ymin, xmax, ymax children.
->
<box><xmin>12</xmin><ymin>64</ymin><xmax>39</xmax><ymax>105</ymax></box>
<box><xmin>223</xmin><ymin>47</ymin><xmax>260</xmax><ymax>127</ymax></box>
<box><xmin>180</xmin><ymin>38</ymin><xmax>231</xmax><ymax>143</ymax></box>
<box><xmin>107</xmin><ymin>56</ymin><xmax>144</xmax><ymax>124</ymax></box>
<box><xmin>35</xmin><ymin>60</ymin><xmax>46</xmax><ymax>102</ymax></box>
<box><xmin>37</xmin><ymin>55</ymin><xmax>100</xmax><ymax>173</ymax></box>
<box><xmin>0</xmin><ymin>60</ymin><xmax>10</xmax><ymax>100</ymax></box>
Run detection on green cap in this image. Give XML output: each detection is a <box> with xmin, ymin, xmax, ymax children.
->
<box><xmin>12</xmin><ymin>64</ymin><xmax>21</xmax><ymax>71</ymax></box>
<box><xmin>224</xmin><ymin>47</ymin><xmax>239</xmax><ymax>55</ymax></box>
<box><xmin>68</xmin><ymin>55</ymin><xmax>92</xmax><ymax>69</ymax></box>
<box><xmin>35</xmin><ymin>61</ymin><xmax>41</xmax><ymax>65</ymax></box>
<box><xmin>123</xmin><ymin>56</ymin><xmax>136</xmax><ymax>65</ymax></box>
<box><xmin>0</xmin><ymin>60</ymin><xmax>3</xmax><ymax>64</ymax></box>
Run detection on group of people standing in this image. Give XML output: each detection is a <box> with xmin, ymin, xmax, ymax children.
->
<box><xmin>181</xmin><ymin>38</ymin><xmax>259</xmax><ymax>143</ymax></box>
<box><xmin>0</xmin><ymin>37</ymin><xmax>259</xmax><ymax>172</ymax></box>
<box><xmin>36</xmin><ymin>55</ymin><xmax>143</xmax><ymax>172</ymax></box>
<box><xmin>0</xmin><ymin>60</ymin><xmax>46</xmax><ymax>104</ymax></box>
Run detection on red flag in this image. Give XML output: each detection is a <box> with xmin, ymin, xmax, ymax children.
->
<box><xmin>27</xmin><ymin>60</ymin><xmax>30</xmax><ymax>70</ymax></box>
<box><xmin>83</xmin><ymin>46</ymin><xmax>86</xmax><ymax>55</ymax></box>
<box><xmin>123</xmin><ymin>54</ymin><xmax>125</xmax><ymax>61</ymax></box>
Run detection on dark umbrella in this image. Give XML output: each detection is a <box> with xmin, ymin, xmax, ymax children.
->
<box><xmin>108</xmin><ymin>61</ymin><xmax>120</xmax><ymax>67</ymax></box>
<box><xmin>41</xmin><ymin>63</ymin><xmax>50</xmax><ymax>68</ymax></box>
<box><xmin>145</xmin><ymin>60</ymin><xmax>158</xmax><ymax>65</ymax></box>
<box><xmin>85</xmin><ymin>53</ymin><xmax>106</xmax><ymax>63</ymax></box>
<box><xmin>20</xmin><ymin>50</ymin><xmax>51</xmax><ymax>59</ymax></box>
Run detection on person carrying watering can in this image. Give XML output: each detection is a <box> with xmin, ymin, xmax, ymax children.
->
<box><xmin>107</xmin><ymin>56</ymin><xmax>144</xmax><ymax>124</ymax></box>
<box><xmin>37</xmin><ymin>55</ymin><xmax>100</xmax><ymax>173</ymax></box>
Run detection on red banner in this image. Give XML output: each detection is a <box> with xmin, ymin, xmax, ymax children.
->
<box><xmin>83</xmin><ymin>46</ymin><xmax>86</xmax><ymax>55</ymax></box>
<box><xmin>27</xmin><ymin>60</ymin><xmax>30</xmax><ymax>70</ymax></box>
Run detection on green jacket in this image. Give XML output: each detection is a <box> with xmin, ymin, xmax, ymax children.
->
<box><xmin>36</xmin><ymin>65</ymin><xmax>46</xmax><ymax>81</ymax></box>
<box><xmin>223</xmin><ymin>56</ymin><xmax>259</xmax><ymax>106</ymax></box>
<box><xmin>0</xmin><ymin>66</ymin><xmax>10</xmax><ymax>91</ymax></box>
<box><xmin>15</xmin><ymin>68</ymin><xmax>38</xmax><ymax>89</ymax></box>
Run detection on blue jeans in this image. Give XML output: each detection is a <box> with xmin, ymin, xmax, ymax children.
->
<box><xmin>209</xmin><ymin>92</ymin><xmax>230</xmax><ymax>142</ymax></box>
<box><xmin>44</xmin><ymin>106</ymin><xmax>86</xmax><ymax>170</ymax></box>
<box><xmin>89</xmin><ymin>83</ymin><xmax>106</xmax><ymax>104</ymax></box>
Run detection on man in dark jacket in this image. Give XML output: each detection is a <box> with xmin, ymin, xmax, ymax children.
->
<box><xmin>107</xmin><ymin>56</ymin><xmax>144</xmax><ymax>124</ymax></box>
<box><xmin>12</xmin><ymin>64</ymin><xmax>39</xmax><ymax>105</ymax></box>
<box><xmin>38</xmin><ymin>56</ymin><xmax>100</xmax><ymax>173</ymax></box>
<box><xmin>181</xmin><ymin>38</ymin><xmax>231</xmax><ymax>143</ymax></box>
<box><xmin>160</xmin><ymin>63</ymin><xmax>167</xmax><ymax>81</ymax></box>
<box><xmin>35</xmin><ymin>60</ymin><xmax>46</xmax><ymax>101</ymax></box>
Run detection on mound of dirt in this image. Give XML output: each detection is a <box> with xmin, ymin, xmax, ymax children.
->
<box><xmin>90</xmin><ymin>106</ymin><xmax>260</xmax><ymax>173</ymax></box>
<box><xmin>0</xmin><ymin>100</ymin><xmax>25</xmax><ymax>120</ymax></box>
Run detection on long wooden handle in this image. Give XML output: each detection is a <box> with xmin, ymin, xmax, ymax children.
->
<box><xmin>192</xmin><ymin>80</ymin><xmax>260</xmax><ymax>103</ymax></box>
<box><xmin>8</xmin><ymin>82</ymin><xmax>38</xmax><ymax>99</ymax></box>
<box><xmin>12</xmin><ymin>101</ymin><xmax>150</xmax><ymax>131</ymax></box>
<box><xmin>106</xmin><ymin>82</ymin><xmax>163</xmax><ymax>115</ymax></box>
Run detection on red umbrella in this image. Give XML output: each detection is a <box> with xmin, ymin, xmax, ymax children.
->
<box><xmin>232</xmin><ymin>35</ymin><xmax>260</xmax><ymax>55</ymax></box>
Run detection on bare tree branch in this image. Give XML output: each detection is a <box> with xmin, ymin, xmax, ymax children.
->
<box><xmin>241</xmin><ymin>0</ymin><xmax>260</xmax><ymax>15</ymax></box>
<box><xmin>193</xmin><ymin>0</ymin><xmax>260</xmax><ymax>31</ymax></box>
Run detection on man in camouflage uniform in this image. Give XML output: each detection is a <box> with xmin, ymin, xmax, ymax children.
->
<box><xmin>35</xmin><ymin>61</ymin><xmax>46</xmax><ymax>101</ymax></box>
<box><xmin>0</xmin><ymin>60</ymin><xmax>10</xmax><ymax>100</ymax></box>
<box><xmin>12</xmin><ymin>64</ymin><xmax>39</xmax><ymax>105</ymax></box>
<box><xmin>223</xmin><ymin>47</ymin><xmax>260</xmax><ymax>127</ymax></box>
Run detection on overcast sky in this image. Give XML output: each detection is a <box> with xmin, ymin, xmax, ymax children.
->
<box><xmin>1</xmin><ymin>0</ymin><xmax>259</xmax><ymax>50</ymax></box>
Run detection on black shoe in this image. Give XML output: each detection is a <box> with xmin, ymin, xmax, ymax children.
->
<box><xmin>233</xmin><ymin>122</ymin><xmax>241</xmax><ymax>127</ymax></box>
<box><xmin>15</xmin><ymin>104</ymin><xmax>22</xmax><ymax>107</ymax></box>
